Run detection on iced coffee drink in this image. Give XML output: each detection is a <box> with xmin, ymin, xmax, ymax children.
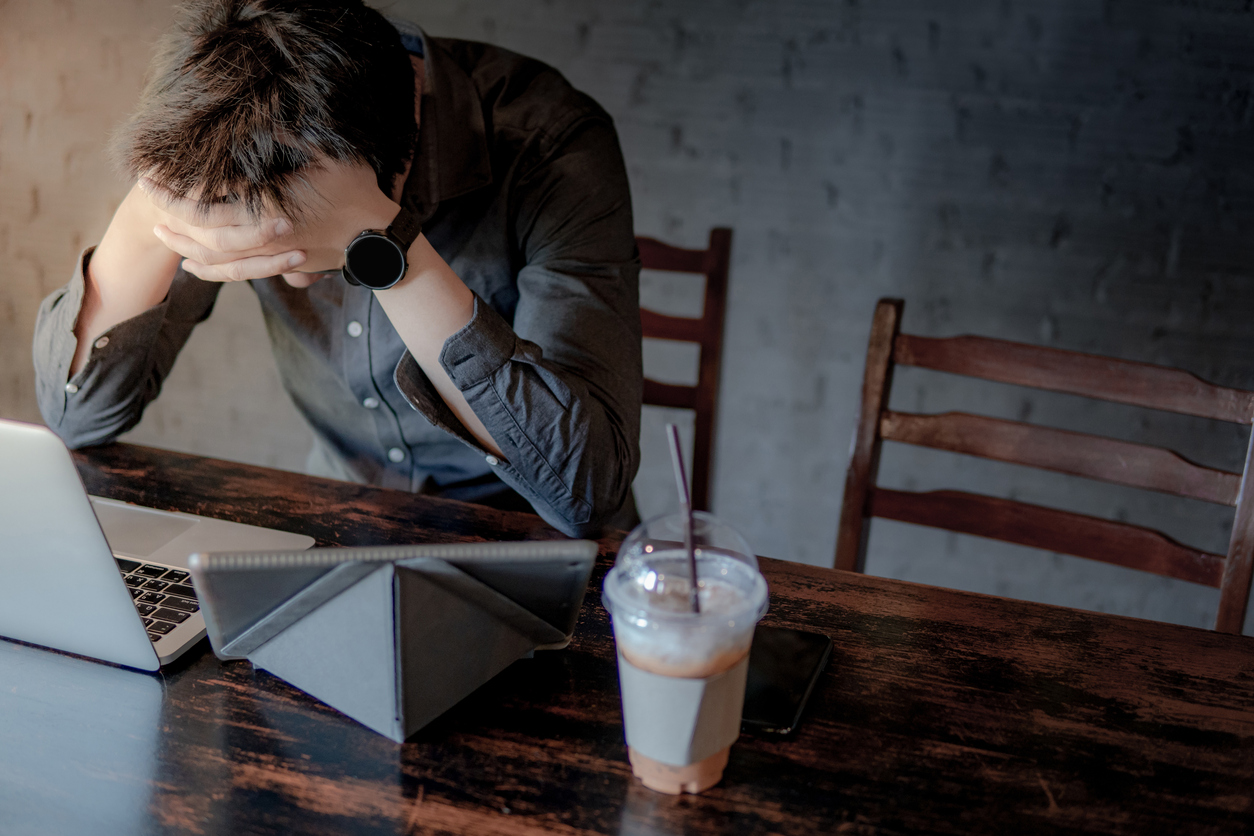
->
<box><xmin>603</xmin><ymin>512</ymin><xmax>769</xmax><ymax>794</ymax></box>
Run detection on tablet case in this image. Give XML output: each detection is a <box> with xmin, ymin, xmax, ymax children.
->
<box><xmin>188</xmin><ymin>542</ymin><xmax>598</xmax><ymax>742</ymax></box>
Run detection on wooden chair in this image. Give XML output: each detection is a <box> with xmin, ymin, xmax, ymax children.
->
<box><xmin>636</xmin><ymin>228</ymin><xmax>732</xmax><ymax>511</ymax></box>
<box><xmin>835</xmin><ymin>298</ymin><xmax>1254</xmax><ymax>632</ymax></box>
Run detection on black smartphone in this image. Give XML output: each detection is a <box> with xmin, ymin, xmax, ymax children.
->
<box><xmin>741</xmin><ymin>625</ymin><xmax>833</xmax><ymax>735</ymax></box>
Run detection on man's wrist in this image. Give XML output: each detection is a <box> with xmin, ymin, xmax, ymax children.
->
<box><xmin>348</xmin><ymin>194</ymin><xmax>403</xmax><ymax>253</ymax></box>
<box><xmin>90</xmin><ymin>185</ymin><xmax>182</xmax><ymax>294</ymax></box>
<box><xmin>372</xmin><ymin>233</ymin><xmax>449</xmax><ymax>301</ymax></box>
<box><xmin>117</xmin><ymin>186</ymin><xmax>171</xmax><ymax>252</ymax></box>
<box><xmin>342</xmin><ymin>199</ymin><xmax>417</xmax><ymax>290</ymax></box>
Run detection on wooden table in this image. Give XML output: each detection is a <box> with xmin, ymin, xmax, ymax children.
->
<box><xmin>3</xmin><ymin>444</ymin><xmax>1254</xmax><ymax>835</ymax></box>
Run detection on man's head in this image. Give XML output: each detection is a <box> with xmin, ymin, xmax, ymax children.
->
<box><xmin>115</xmin><ymin>0</ymin><xmax>416</xmax><ymax>221</ymax></box>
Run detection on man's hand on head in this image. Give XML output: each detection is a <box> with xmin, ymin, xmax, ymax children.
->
<box><xmin>143</xmin><ymin>160</ymin><xmax>402</xmax><ymax>287</ymax></box>
<box><xmin>143</xmin><ymin>179</ymin><xmax>307</xmax><ymax>281</ymax></box>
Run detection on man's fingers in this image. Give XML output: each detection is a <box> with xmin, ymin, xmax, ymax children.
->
<box><xmin>212</xmin><ymin>216</ymin><xmax>292</xmax><ymax>250</ymax></box>
<box><xmin>155</xmin><ymin>222</ymin><xmax>294</xmax><ymax>264</ymax></box>
<box><xmin>159</xmin><ymin>216</ymin><xmax>292</xmax><ymax>255</ymax></box>
<box><xmin>181</xmin><ymin>251</ymin><xmax>307</xmax><ymax>283</ymax></box>
<box><xmin>154</xmin><ymin>225</ymin><xmax>229</xmax><ymax>266</ymax></box>
<box><xmin>185</xmin><ymin>217</ymin><xmax>291</xmax><ymax>252</ymax></box>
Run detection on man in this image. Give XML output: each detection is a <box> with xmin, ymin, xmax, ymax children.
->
<box><xmin>32</xmin><ymin>0</ymin><xmax>642</xmax><ymax>537</ymax></box>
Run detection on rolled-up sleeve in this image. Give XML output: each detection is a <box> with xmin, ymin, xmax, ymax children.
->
<box><xmin>32</xmin><ymin>248</ymin><xmax>221</xmax><ymax>448</ymax></box>
<box><xmin>393</xmin><ymin>118</ymin><xmax>642</xmax><ymax>536</ymax></box>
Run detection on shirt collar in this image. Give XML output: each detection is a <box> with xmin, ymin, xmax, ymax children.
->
<box><xmin>400</xmin><ymin>29</ymin><xmax>493</xmax><ymax>224</ymax></box>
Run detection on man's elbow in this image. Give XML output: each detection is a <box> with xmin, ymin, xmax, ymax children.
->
<box><xmin>573</xmin><ymin>466</ymin><xmax>639</xmax><ymax>538</ymax></box>
<box><xmin>531</xmin><ymin>469</ymin><xmax>634</xmax><ymax>539</ymax></box>
<box><xmin>51</xmin><ymin>424</ymin><xmax>124</xmax><ymax>452</ymax></box>
<box><xmin>553</xmin><ymin>505</ymin><xmax>624</xmax><ymax>540</ymax></box>
<box><xmin>39</xmin><ymin>402</ymin><xmax>137</xmax><ymax>452</ymax></box>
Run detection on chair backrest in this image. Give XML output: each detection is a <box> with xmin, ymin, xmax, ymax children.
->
<box><xmin>836</xmin><ymin>298</ymin><xmax>1254</xmax><ymax>632</ymax></box>
<box><xmin>637</xmin><ymin>228</ymin><xmax>732</xmax><ymax>511</ymax></box>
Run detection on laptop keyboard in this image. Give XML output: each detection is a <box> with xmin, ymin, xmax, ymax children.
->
<box><xmin>114</xmin><ymin>558</ymin><xmax>199</xmax><ymax>644</ymax></box>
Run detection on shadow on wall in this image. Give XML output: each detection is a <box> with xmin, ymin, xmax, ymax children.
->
<box><xmin>867</xmin><ymin>0</ymin><xmax>1254</xmax><ymax>629</ymax></box>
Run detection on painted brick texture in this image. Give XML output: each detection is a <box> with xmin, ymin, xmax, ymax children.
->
<box><xmin>1</xmin><ymin>0</ymin><xmax>1251</xmax><ymax>629</ymax></box>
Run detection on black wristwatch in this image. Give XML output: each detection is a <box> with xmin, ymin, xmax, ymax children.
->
<box><xmin>342</xmin><ymin>207</ymin><xmax>422</xmax><ymax>290</ymax></box>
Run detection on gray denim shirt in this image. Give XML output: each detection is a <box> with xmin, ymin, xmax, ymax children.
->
<box><xmin>32</xmin><ymin>32</ymin><xmax>642</xmax><ymax>538</ymax></box>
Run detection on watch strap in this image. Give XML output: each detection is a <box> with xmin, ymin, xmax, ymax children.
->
<box><xmin>386</xmin><ymin>206</ymin><xmax>422</xmax><ymax>251</ymax></box>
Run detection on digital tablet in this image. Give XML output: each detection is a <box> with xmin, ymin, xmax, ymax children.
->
<box><xmin>188</xmin><ymin>540</ymin><xmax>600</xmax><ymax>660</ymax></box>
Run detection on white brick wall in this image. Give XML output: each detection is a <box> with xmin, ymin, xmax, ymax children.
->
<box><xmin>2</xmin><ymin>0</ymin><xmax>1251</xmax><ymax>629</ymax></box>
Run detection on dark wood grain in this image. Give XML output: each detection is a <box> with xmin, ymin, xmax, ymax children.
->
<box><xmin>881</xmin><ymin>410</ymin><xmax>1242</xmax><ymax>505</ymax></box>
<box><xmin>637</xmin><ymin>228</ymin><xmax>732</xmax><ymax>512</ymax></box>
<box><xmin>640</xmin><ymin>379</ymin><xmax>697</xmax><ymax>411</ymax></box>
<box><xmin>636</xmin><ymin>236</ymin><xmax>707</xmax><ymax>275</ymax></box>
<box><xmin>1218</xmin><ymin>431</ymin><xmax>1254</xmax><ymax>632</ymax></box>
<box><xmin>894</xmin><ymin>333</ymin><xmax>1254</xmax><ymax>424</ymax></box>
<box><xmin>639</xmin><ymin>309</ymin><xmax>705</xmax><ymax>344</ymax></box>
<box><xmin>70</xmin><ymin>441</ymin><xmax>568</xmax><ymax>547</ymax></box>
<box><xmin>870</xmin><ymin>487</ymin><xmax>1227</xmax><ymax>587</ymax></box>
<box><xmin>835</xmin><ymin>298</ymin><xmax>902</xmax><ymax>572</ymax></box>
<box><xmin>4</xmin><ymin>443</ymin><xmax>1254</xmax><ymax>835</ymax></box>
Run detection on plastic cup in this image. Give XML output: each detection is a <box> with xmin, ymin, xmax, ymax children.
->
<box><xmin>602</xmin><ymin>511</ymin><xmax>769</xmax><ymax>794</ymax></box>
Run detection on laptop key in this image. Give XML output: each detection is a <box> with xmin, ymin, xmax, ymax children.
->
<box><xmin>115</xmin><ymin>558</ymin><xmax>140</xmax><ymax>574</ymax></box>
<box><xmin>129</xmin><ymin>587</ymin><xmax>144</xmax><ymax>600</ymax></box>
<box><xmin>162</xmin><ymin>570</ymin><xmax>190</xmax><ymax>584</ymax></box>
<box><xmin>138</xmin><ymin>592</ymin><xmax>166</xmax><ymax>605</ymax></box>
<box><xmin>149</xmin><ymin>620</ymin><xmax>176</xmax><ymax>634</ymax></box>
<box><xmin>136</xmin><ymin>603</ymin><xmax>157</xmax><ymax>616</ymax></box>
<box><xmin>124</xmin><ymin>575</ymin><xmax>147</xmax><ymax>588</ymax></box>
<box><xmin>152</xmin><ymin>608</ymin><xmax>189</xmax><ymax>624</ymax></box>
<box><xmin>143</xmin><ymin>579</ymin><xmax>169</xmax><ymax>591</ymax></box>
<box><xmin>142</xmin><ymin>617</ymin><xmax>155</xmax><ymax>627</ymax></box>
<box><xmin>166</xmin><ymin>583</ymin><xmax>197</xmax><ymax>600</ymax></box>
<box><xmin>147</xmin><ymin>632</ymin><xmax>162</xmax><ymax>643</ymax></box>
<box><xmin>164</xmin><ymin>597</ymin><xmax>199</xmax><ymax>613</ymax></box>
<box><xmin>135</xmin><ymin>565</ymin><xmax>166</xmax><ymax>578</ymax></box>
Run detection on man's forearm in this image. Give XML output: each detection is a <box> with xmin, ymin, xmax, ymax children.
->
<box><xmin>373</xmin><ymin>234</ymin><xmax>506</xmax><ymax>458</ymax></box>
<box><xmin>71</xmin><ymin>185</ymin><xmax>180</xmax><ymax>376</ymax></box>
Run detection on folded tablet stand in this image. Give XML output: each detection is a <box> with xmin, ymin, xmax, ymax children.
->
<box><xmin>189</xmin><ymin>542</ymin><xmax>597</xmax><ymax>742</ymax></box>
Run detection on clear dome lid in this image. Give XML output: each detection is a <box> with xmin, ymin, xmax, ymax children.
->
<box><xmin>603</xmin><ymin>511</ymin><xmax>768</xmax><ymax>624</ymax></box>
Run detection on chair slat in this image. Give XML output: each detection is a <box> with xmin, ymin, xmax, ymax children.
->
<box><xmin>643</xmin><ymin>380</ymin><xmax>697</xmax><ymax>410</ymax></box>
<box><xmin>894</xmin><ymin>334</ymin><xmax>1254</xmax><ymax>425</ymax></box>
<box><xmin>637</xmin><ymin>236</ymin><xmax>708</xmax><ymax>274</ymax></box>
<box><xmin>870</xmin><ymin>488</ymin><xmax>1226</xmax><ymax>587</ymax></box>
<box><xmin>1217</xmin><ymin>432</ymin><xmax>1254</xmax><ymax>632</ymax></box>
<box><xmin>641</xmin><ymin>309</ymin><xmax>703</xmax><ymax>344</ymax></box>
<box><xmin>636</xmin><ymin>229</ymin><xmax>732</xmax><ymax>511</ymax></box>
<box><xmin>880</xmin><ymin>411</ymin><xmax>1241</xmax><ymax>506</ymax></box>
<box><xmin>836</xmin><ymin>300</ymin><xmax>904</xmax><ymax>572</ymax></box>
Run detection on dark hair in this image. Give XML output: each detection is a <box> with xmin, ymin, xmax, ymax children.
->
<box><xmin>114</xmin><ymin>0</ymin><xmax>416</xmax><ymax>220</ymax></box>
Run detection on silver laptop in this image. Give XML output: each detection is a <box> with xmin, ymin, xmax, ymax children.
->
<box><xmin>0</xmin><ymin>418</ymin><xmax>314</xmax><ymax>671</ymax></box>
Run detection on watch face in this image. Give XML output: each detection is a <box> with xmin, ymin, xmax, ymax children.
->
<box><xmin>345</xmin><ymin>233</ymin><xmax>406</xmax><ymax>289</ymax></box>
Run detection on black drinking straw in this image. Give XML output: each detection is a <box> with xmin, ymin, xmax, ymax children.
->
<box><xmin>666</xmin><ymin>423</ymin><xmax>700</xmax><ymax>614</ymax></box>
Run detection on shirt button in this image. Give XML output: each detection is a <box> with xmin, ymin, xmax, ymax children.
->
<box><xmin>346</xmin><ymin>321</ymin><xmax>364</xmax><ymax>338</ymax></box>
<box><xmin>64</xmin><ymin>383</ymin><xmax>79</xmax><ymax>394</ymax></box>
<box><xmin>362</xmin><ymin>397</ymin><xmax>380</xmax><ymax>409</ymax></box>
<box><xmin>387</xmin><ymin>447</ymin><xmax>405</xmax><ymax>463</ymax></box>
<box><xmin>93</xmin><ymin>336</ymin><xmax>109</xmax><ymax>350</ymax></box>
<box><xmin>485</xmin><ymin>455</ymin><xmax>500</xmax><ymax>466</ymax></box>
